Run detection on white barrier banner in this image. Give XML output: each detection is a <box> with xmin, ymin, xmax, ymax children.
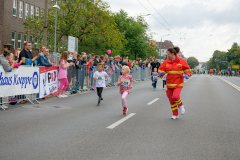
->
<box><xmin>39</xmin><ymin>66</ymin><xmax>59</xmax><ymax>98</ymax></box>
<box><xmin>0</xmin><ymin>66</ymin><xmax>39</xmax><ymax>97</ymax></box>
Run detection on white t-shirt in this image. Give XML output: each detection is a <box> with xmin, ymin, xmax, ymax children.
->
<box><xmin>93</xmin><ymin>71</ymin><xmax>108</xmax><ymax>87</ymax></box>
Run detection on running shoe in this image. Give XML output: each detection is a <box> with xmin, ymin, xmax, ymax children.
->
<box><xmin>58</xmin><ymin>95</ymin><xmax>64</xmax><ymax>98</ymax></box>
<box><xmin>101</xmin><ymin>97</ymin><xmax>103</xmax><ymax>100</ymax></box>
<box><xmin>171</xmin><ymin>115</ymin><xmax>179</xmax><ymax>119</ymax></box>
<box><xmin>62</xmin><ymin>94</ymin><xmax>68</xmax><ymax>97</ymax></box>
<box><xmin>1</xmin><ymin>105</ymin><xmax>8</xmax><ymax>109</ymax></box>
<box><xmin>179</xmin><ymin>106</ymin><xmax>185</xmax><ymax>115</ymax></box>
<box><xmin>123</xmin><ymin>107</ymin><xmax>128</xmax><ymax>115</ymax></box>
<box><xmin>97</xmin><ymin>97</ymin><xmax>101</xmax><ymax>106</ymax></box>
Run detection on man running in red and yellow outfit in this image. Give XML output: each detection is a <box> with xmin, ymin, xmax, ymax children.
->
<box><xmin>158</xmin><ymin>47</ymin><xmax>192</xmax><ymax>119</ymax></box>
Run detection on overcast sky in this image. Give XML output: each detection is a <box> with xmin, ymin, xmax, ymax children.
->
<box><xmin>104</xmin><ymin>0</ymin><xmax>240</xmax><ymax>62</ymax></box>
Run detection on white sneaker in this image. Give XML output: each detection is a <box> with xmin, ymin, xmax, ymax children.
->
<box><xmin>58</xmin><ymin>94</ymin><xmax>64</xmax><ymax>98</ymax></box>
<box><xmin>1</xmin><ymin>105</ymin><xmax>8</xmax><ymax>109</ymax></box>
<box><xmin>171</xmin><ymin>115</ymin><xmax>179</xmax><ymax>119</ymax></box>
<box><xmin>62</xmin><ymin>94</ymin><xmax>68</xmax><ymax>97</ymax></box>
<box><xmin>179</xmin><ymin>106</ymin><xmax>185</xmax><ymax>115</ymax></box>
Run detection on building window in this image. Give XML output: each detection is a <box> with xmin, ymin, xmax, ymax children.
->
<box><xmin>29</xmin><ymin>35</ymin><xmax>33</xmax><ymax>43</ymax></box>
<box><xmin>13</xmin><ymin>0</ymin><xmax>17</xmax><ymax>16</ymax></box>
<box><xmin>25</xmin><ymin>3</ymin><xmax>29</xmax><ymax>19</ymax></box>
<box><xmin>36</xmin><ymin>7</ymin><xmax>40</xmax><ymax>19</ymax></box>
<box><xmin>162</xmin><ymin>50</ymin><xmax>164</xmax><ymax>52</ymax></box>
<box><xmin>35</xmin><ymin>37</ymin><xmax>38</xmax><ymax>48</ymax></box>
<box><xmin>19</xmin><ymin>1</ymin><xmax>23</xmax><ymax>18</ymax></box>
<box><xmin>31</xmin><ymin>5</ymin><xmax>34</xmax><ymax>19</ymax></box>
<box><xmin>12</xmin><ymin>32</ymin><xmax>16</xmax><ymax>49</ymax></box>
<box><xmin>18</xmin><ymin>33</ymin><xmax>22</xmax><ymax>49</ymax></box>
<box><xmin>24</xmin><ymin>34</ymin><xmax>28</xmax><ymax>43</ymax></box>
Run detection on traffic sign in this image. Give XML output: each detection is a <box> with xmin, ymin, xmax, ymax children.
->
<box><xmin>232</xmin><ymin>65</ymin><xmax>239</xmax><ymax>69</ymax></box>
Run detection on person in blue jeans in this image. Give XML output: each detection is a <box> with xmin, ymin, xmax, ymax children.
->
<box><xmin>151</xmin><ymin>68</ymin><xmax>158</xmax><ymax>90</ymax></box>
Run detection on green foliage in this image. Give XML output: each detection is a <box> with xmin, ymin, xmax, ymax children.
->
<box><xmin>187</xmin><ymin>57</ymin><xmax>199</xmax><ymax>69</ymax></box>
<box><xmin>113</xmin><ymin>10</ymin><xmax>150</xmax><ymax>59</ymax></box>
<box><xmin>226</xmin><ymin>43</ymin><xmax>240</xmax><ymax>66</ymax></box>
<box><xmin>148</xmin><ymin>42</ymin><xmax>159</xmax><ymax>58</ymax></box>
<box><xmin>205</xmin><ymin>43</ymin><xmax>240</xmax><ymax>71</ymax></box>
<box><xmin>23</xmin><ymin>0</ymin><xmax>125</xmax><ymax>55</ymax></box>
<box><xmin>207</xmin><ymin>50</ymin><xmax>228</xmax><ymax>70</ymax></box>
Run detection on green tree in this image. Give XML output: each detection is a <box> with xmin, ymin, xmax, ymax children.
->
<box><xmin>226</xmin><ymin>43</ymin><xmax>240</xmax><ymax>66</ymax></box>
<box><xmin>187</xmin><ymin>57</ymin><xmax>199</xmax><ymax>69</ymax></box>
<box><xmin>207</xmin><ymin>50</ymin><xmax>227</xmax><ymax>70</ymax></box>
<box><xmin>23</xmin><ymin>0</ymin><xmax>124</xmax><ymax>55</ymax></box>
<box><xmin>113</xmin><ymin>10</ymin><xmax>149</xmax><ymax>59</ymax></box>
<box><xmin>148</xmin><ymin>42</ymin><xmax>159</xmax><ymax>58</ymax></box>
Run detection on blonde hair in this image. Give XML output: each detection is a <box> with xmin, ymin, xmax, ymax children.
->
<box><xmin>123</xmin><ymin>59</ymin><xmax>128</xmax><ymax>63</ymax></box>
<box><xmin>122</xmin><ymin>66</ymin><xmax>130</xmax><ymax>73</ymax></box>
<box><xmin>81</xmin><ymin>55</ymin><xmax>87</xmax><ymax>61</ymax></box>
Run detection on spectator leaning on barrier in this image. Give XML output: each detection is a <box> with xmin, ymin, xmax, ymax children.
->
<box><xmin>80</xmin><ymin>55</ymin><xmax>87</xmax><ymax>66</ymax></box>
<box><xmin>58</xmin><ymin>51</ymin><xmax>74</xmax><ymax>98</ymax></box>
<box><xmin>100</xmin><ymin>55</ymin><xmax>104</xmax><ymax>64</ymax></box>
<box><xmin>0</xmin><ymin>48</ymin><xmax>17</xmax><ymax>109</ymax></box>
<box><xmin>93</xmin><ymin>55</ymin><xmax>100</xmax><ymax>66</ymax></box>
<box><xmin>39</xmin><ymin>46</ymin><xmax>46</xmax><ymax>53</ymax></box>
<box><xmin>138</xmin><ymin>59</ymin><xmax>143</xmax><ymax>68</ymax></box>
<box><xmin>38</xmin><ymin>48</ymin><xmax>54</xmax><ymax>66</ymax></box>
<box><xmin>18</xmin><ymin>41</ymin><xmax>38</xmax><ymax>65</ymax></box>
<box><xmin>9</xmin><ymin>52</ymin><xmax>23</xmax><ymax>69</ymax></box>
<box><xmin>105</xmin><ymin>54</ymin><xmax>110</xmax><ymax>67</ymax></box>
<box><xmin>122</xmin><ymin>59</ymin><xmax>128</xmax><ymax>66</ymax></box>
<box><xmin>0</xmin><ymin>48</ymin><xmax>16</xmax><ymax>72</ymax></box>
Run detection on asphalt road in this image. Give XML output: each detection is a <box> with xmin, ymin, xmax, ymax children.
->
<box><xmin>1</xmin><ymin>75</ymin><xmax>240</xmax><ymax>160</ymax></box>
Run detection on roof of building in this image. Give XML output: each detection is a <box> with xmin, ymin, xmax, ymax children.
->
<box><xmin>156</xmin><ymin>40</ymin><xmax>174</xmax><ymax>49</ymax></box>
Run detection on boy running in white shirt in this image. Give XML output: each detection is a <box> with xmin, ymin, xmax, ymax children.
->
<box><xmin>93</xmin><ymin>63</ymin><xmax>108</xmax><ymax>106</ymax></box>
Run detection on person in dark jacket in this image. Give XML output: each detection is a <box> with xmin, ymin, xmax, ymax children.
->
<box><xmin>37</xmin><ymin>48</ymin><xmax>54</xmax><ymax>66</ymax></box>
<box><xmin>18</xmin><ymin>41</ymin><xmax>38</xmax><ymax>65</ymax></box>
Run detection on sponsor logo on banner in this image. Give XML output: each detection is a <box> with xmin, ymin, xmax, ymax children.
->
<box><xmin>39</xmin><ymin>66</ymin><xmax>59</xmax><ymax>98</ymax></box>
<box><xmin>0</xmin><ymin>66</ymin><xmax>39</xmax><ymax>97</ymax></box>
<box><xmin>0</xmin><ymin>72</ymin><xmax>38</xmax><ymax>89</ymax></box>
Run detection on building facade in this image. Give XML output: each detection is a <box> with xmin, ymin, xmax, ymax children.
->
<box><xmin>0</xmin><ymin>0</ymin><xmax>46</xmax><ymax>54</ymax></box>
<box><xmin>156</xmin><ymin>40</ymin><xmax>174</xmax><ymax>63</ymax></box>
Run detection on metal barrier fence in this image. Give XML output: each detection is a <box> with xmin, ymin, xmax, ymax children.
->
<box><xmin>65</xmin><ymin>66</ymin><xmax>151</xmax><ymax>93</ymax></box>
<box><xmin>0</xmin><ymin>65</ymin><xmax>151</xmax><ymax>110</ymax></box>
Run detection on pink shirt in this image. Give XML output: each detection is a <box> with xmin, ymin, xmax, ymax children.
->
<box><xmin>58</xmin><ymin>60</ymin><xmax>67</xmax><ymax>79</ymax></box>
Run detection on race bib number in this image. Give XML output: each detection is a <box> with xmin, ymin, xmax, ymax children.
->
<box><xmin>121</xmin><ymin>79</ymin><xmax>130</xmax><ymax>87</ymax></box>
<box><xmin>154</xmin><ymin>76</ymin><xmax>158</xmax><ymax>78</ymax></box>
<box><xmin>97</xmin><ymin>76</ymin><xmax>104</xmax><ymax>80</ymax></box>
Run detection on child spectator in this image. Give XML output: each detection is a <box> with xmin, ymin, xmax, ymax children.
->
<box><xmin>9</xmin><ymin>53</ymin><xmax>23</xmax><ymax>68</ymax></box>
<box><xmin>58</xmin><ymin>51</ymin><xmax>74</xmax><ymax>98</ymax></box>
<box><xmin>87</xmin><ymin>57</ymin><xmax>93</xmax><ymax>88</ymax></box>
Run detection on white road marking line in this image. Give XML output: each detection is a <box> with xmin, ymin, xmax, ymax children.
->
<box><xmin>147</xmin><ymin>98</ymin><xmax>159</xmax><ymax>105</ymax></box>
<box><xmin>107</xmin><ymin>113</ymin><xmax>136</xmax><ymax>129</ymax></box>
<box><xmin>217</xmin><ymin>77</ymin><xmax>240</xmax><ymax>91</ymax></box>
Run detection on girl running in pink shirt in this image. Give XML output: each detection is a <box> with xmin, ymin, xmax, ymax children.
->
<box><xmin>117</xmin><ymin>66</ymin><xmax>133</xmax><ymax>115</ymax></box>
<box><xmin>58</xmin><ymin>51</ymin><xmax>74</xmax><ymax>98</ymax></box>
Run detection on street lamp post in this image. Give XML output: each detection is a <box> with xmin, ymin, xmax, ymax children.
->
<box><xmin>53</xmin><ymin>2</ymin><xmax>60</xmax><ymax>65</ymax></box>
<box><xmin>160</xmin><ymin>34</ymin><xmax>170</xmax><ymax>63</ymax></box>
